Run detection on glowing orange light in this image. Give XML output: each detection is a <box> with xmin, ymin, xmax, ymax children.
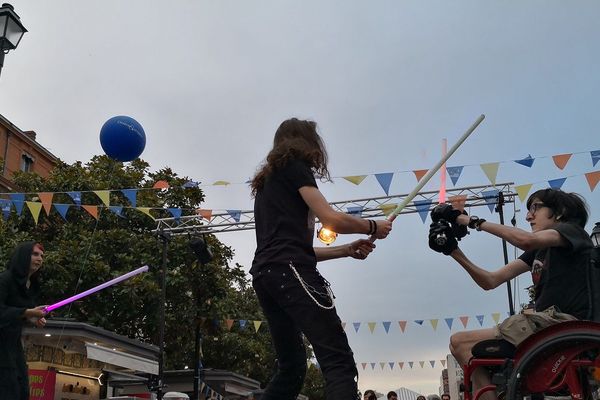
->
<box><xmin>317</xmin><ymin>226</ymin><xmax>337</xmax><ymax>245</ymax></box>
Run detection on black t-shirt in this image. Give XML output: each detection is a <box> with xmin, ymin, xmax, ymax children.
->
<box><xmin>251</xmin><ymin>159</ymin><xmax>318</xmax><ymax>275</ymax></box>
<box><xmin>518</xmin><ymin>222</ymin><xmax>592</xmax><ymax>319</ymax></box>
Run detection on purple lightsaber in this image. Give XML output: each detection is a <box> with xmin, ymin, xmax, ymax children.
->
<box><xmin>45</xmin><ymin>265</ymin><xmax>149</xmax><ymax>312</ymax></box>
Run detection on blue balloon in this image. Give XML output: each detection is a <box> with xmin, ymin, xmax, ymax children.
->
<box><xmin>99</xmin><ymin>116</ymin><xmax>146</xmax><ymax>162</ymax></box>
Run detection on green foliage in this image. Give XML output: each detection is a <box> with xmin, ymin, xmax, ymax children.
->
<box><xmin>1</xmin><ymin>156</ymin><xmax>279</xmax><ymax>384</ymax></box>
<box><xmin>302</xmin><ymin>364</ymin><xmax>327</xmax><ymax>400</ymax></box>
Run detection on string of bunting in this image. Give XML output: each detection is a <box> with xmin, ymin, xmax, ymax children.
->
<box><xmin>352</xmin><ymin>359</ymin><xmax>448</xmax><ymax>372</ymax></box>
<box><xmin>198</xmin><ymin>380</ymin><xmax>223</xmax><ymax>400</ymax></box>
<box><xmin>2</xmin><ymin>168</ymin><xmax>598</xmax><ymax>225</ymax></box>
<box><xmin>205</xmin><ymin>312</ymin><xmax>509</xmax><ymax>334</ymax></box>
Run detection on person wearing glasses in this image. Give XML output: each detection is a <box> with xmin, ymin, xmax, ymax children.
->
<box><xmin>428</xmin><ymin>188</ymin><xmax>592</xmax><ymax>400</ymax></box>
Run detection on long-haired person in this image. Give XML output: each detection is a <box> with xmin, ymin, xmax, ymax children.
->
<box><xmin>250</xmin><ymin>118</ymin><xmax>392</xmax><ymax>399</ymax></box>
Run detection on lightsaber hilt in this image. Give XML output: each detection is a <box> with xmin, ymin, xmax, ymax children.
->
<box><xmin>369</xmin><ymin>114</ymin><xmax>485</xmax><ymax>241</ymax></box>
<box><xmin>44</xmin><ymin>265</ymin><xmax>149</xmax><ymax>312</ymax></box>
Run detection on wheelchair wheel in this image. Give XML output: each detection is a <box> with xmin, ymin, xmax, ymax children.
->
<box><xmin>506</xmin><ymin>331</ymin><xmax>600</xmax><ymax>400</ymax></box>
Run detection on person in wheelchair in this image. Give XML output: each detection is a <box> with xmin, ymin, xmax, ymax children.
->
<box><xmin>428</xmin><ymin>188</ymin><xmax>593</xmax><ymax>399</ymax></box>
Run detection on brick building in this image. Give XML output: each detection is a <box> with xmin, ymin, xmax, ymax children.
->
<box><xmin>0</xmin><ymin>112</ymin><xmax>58</xmax><ymax>191</ymax></box>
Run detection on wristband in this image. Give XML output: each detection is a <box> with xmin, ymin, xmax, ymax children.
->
<box><xmin>468</xmin><ymin>216</ymin><xmax>480</xmax><ymax>229</ymax></box>
<box><xmin>372</xmin><ymin>220</ymin><xmax>377</xmax><ymax>235</ymax></box>
<box><xmin>474</xmin><ymin>218</ymin><xmax>486</xmax><ymax>231</ymax></box>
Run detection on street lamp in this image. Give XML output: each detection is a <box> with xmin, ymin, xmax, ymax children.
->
<box><xmin>0</xmin><ymin>3</ymin><xmax>27</xmax><ymax>77</ymax></box>
<box><xmin>591</xmin><ymin>222</ymin><xmax>600</xmax><ymax>248</ymax></box>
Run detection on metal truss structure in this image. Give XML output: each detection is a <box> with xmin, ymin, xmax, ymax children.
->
<box><xmin>153</xmin><ymin>182</ymin><xmax>516</xmax><ymax>235</ymax></box>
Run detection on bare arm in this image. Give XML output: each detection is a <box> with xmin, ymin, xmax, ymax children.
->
<box><xmin>455</xmin><ymin>215</ymin><xmax>567</xmax><ymax>251</ymax></box>
<box><xmin>315</xmin><ymin>239</ymin><xmax>376</xmax><ymax>262</ymax></box>
<box><xmin>450</xmin><ymin>248</ymin><xmax>531</xmax><ymax>290</ymax></box>
<box><xmin>299</xmin><ymin>186</ymin><xmax>391</xmax><ymax>237</ymax></box>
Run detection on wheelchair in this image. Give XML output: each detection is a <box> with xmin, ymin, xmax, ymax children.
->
<box><xmin>462</xmin><ymin>250</ymin><xmax>600</xmax><ymax>400</ymax></box>
<box><xmin>462</xmin><ymin>320</ymin><xmax>600</xmax><ymax>400</ymax></box>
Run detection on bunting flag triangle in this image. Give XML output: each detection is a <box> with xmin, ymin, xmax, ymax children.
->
<box><xmin>0</xmin><ymin>199</ymin><xmax>12</xmax><ymax>220</ymax></box>
<box><xmin>398</xmin><ymin>320</ymin><xmax>407</xmax><ymax>333</ymax></box>
<box><xmin>66</xmin><ymin>191</ymin><xmax>81</xmax><ymax>207</ymax></box>
<box><xmin>514</xmin><ymin>154</ymin><xmax>535</xmax><ymax>168</ymax></box>
<box><xmin>447</xmin><ymin>166</ymin><xmax>464</xmax><ymax>186</ymax></box>
<box><xmin>459</xmin><ymin>316</ymin><xmax>469</xmax><ymax>328</ymax></box>
<box><xmin>153</xmin><ymin>180</ymin><xmax>170</xmax><ymax>189</ymax></box>
<box><xmin>413</xmin><ymin>169</ymin><xmax>428</xmax><ymax>182</ymax></box>
<box><xmin>109</xmin><ymin>206</ymin><xmax>124</xmax><ymax>218</ymax></box>
<box><xmin>441</xmin><ymin>359</ymin><xmax>446</xmax><ymax>367</ymax></box>
<box><xmin>353</xmin><ymin>322</ymin><xmax>361</xmax><ymax>333</ymax></box>
<box><xmin>515</xmin><ymin>184</ymin><xmax>533</xmax><ymax>203</ymax></box>
<box><xmin>239</xmin><ymin>320</ymin><xmax>247</xmax><ymax>330</ymax></box>
<box><xmin>414</xmin><ymin>320</ymin><xmax>424</xmax><ymax>325</ymax></box>
<box><xmin>408</xmin><ymin>361</ymin><xmax>414</xmax><ymax>369</ymax></box>
<box><xmin>197</xmin><ymin>209</ymin><xmax>213</xmax><ymax>220</ymax></box>
<box><xmin>480</xmin><ymin>162</ymin><xmax>500</xmax><ymax>185</ymax></box>
<box><xmin>370</xmin><ymin>362</ymin><xmax>376</xmax><ymax>370</ymax></box>
<box><xmin>226</xmin><ymin>210</ymin><xmax>242</xmax><ymax>222</ymax></box>
<box><xmin>491</xmin><ymin>312</ymin><xmax>501</xmax><ymax>324</ymax></box>
<box><xmin>419</xmin><ymin>361</ymin><xmax>425</xmax><ymax>368</ymax></box>
<box><xmin>253</xmin><ymin>320</ymin><xmax>262</xmax><ymax>333</ymax></box>
<box><xmin>382</xmin><ymin>321</ymin><xmax>391</xmax><ymax>334</ymax></box>
<box><xmin>183</xmin><ymin>180</ymin><xmax>199</xmax><ymax>188</ymax></box>
<box><xmin>121</xmin><ymin>189</ymin><xmax>137</xmax><ymax>207</ymax></box>
<box><xmin>380</xmin><ymin>362</ymin><xmax>385</xmax><ymax>370</ymax></box>
<box><xmin>94</xmin><ymin>190</ymin><xmax>111</xmax><ymax>207</ymax></box>
<box><xmin>552</xmin><ymin>153</ymin><xmax>572</xmax><ymax>170</ymax></box>
<box><xmin>167</xmin><ymin>207</ymin><xmax>182</xmax><ymax>221</ymax></box>
<box><xmin>476</xmin><ymin>315</ymin><xmax>485</xmax><ymax>326</ymax></box>
<box><xmin>548</xmin><ymin>178</ymin><xmax>567</xmax><ymax>190</ymax></box>
<box><xmin>341</xmin><ymin>322</ymin><xmax>346</xmax><ymax>330</ymax></box>
<box><xmin>53</xmin><ymin>204</ymin><xmax>70</xmax><ymax>221</ymax></box>
<box><xmin>389</xmin><ymin>362</ymin><xmax>395</xmax><ymax>370</ymax></box>
<box><xmin>375</xmin><ymin>173</ymin><xmax>394</xmax><ymax>195</ymax></box>
<box><xmin>448</xmin><ymin>194</ymin><xmax>467</xmax><ymax>211</ymax></box>
<box><xmin>591</xmin><ymin>150</ymin><xmax>600</xmax><ymax>167</ymax></box>
<box><xmin>212</xmin><ymin>180</ymin><xmax>230</xmax><ymax>186</ymax></box>
<box><xmin>367</xmin><ymin>322</ymin><xmax>377</xmax><ymax>334</ymax></box>
<box><xmin>343</xmin><ymin>175</ymin><xmax>368</xmax><ymax>185</ymax></box>
<box><xmin>361</xmin><ymin>363</ymin><xmax>367</xmax><ymax>370</ymax></box>
<box><xmin>347</xmin><ymin>206</ymin><xmax>364</xmax><ymax>216</ymax></box>
<box><xmin>379</xmin><ymin>204</ymin><xmax>397</xmax><ymax>216</ymax></box>
<box><xmin>429</xmin><ymin>319</ymin><xmax>439</xmax><ymax>331</ymax></box>
<box><xmin>429</xmin><ymin>360</ymin><xmax>436</xmax><ymax>368</ymax></box>
<box><xmin>482</xmin><ymin>189</ymin><xmax>499</xmax><ymax>213</ymax></box>
<box><xmin>38</xmin><ymin>192</ymin><xmax>54</xmax><ymax>216</ymax></box>
<box><xmin>9</xmin><ymin>193</ymin><xmax>25</xmax><ymax>216</ymax></box>
<box><xmin>398</xmin><ymin>361</ymin><xmax>404</xmax><ymax>370</ymax></box>
<box><xmin>445</xmin><ymin>317</ymin><xmax>454</xmax><ymax>330</ymax></box>
<box><xmin>414</xmin><ymin>200</ymin><xmax>433</xmax><ymax>223</ymax></box>
<box><xmin>136</xmin><ymin>207</ymin><xmax>155</xmax><ymax>220</ymax></box>
<box><xmin>26</xmin><ymin>202</ymin><xmax>43</xmax><ymax>225</ymax></box>
<box><xmin>585</xmin><ymin>171</ymin><xmax>600</xmax><ymax>192</ymax></box>
<box><xmin>82</xmin><ymin>205</ymin><xmax>99</xmax><ymax>220</ymax></box>
<box><xmin>225</xmin><ymin>319</ymin><xmax>235</xmax><ymax>331</ymax></box>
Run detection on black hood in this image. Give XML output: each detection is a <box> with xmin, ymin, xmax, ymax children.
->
<box><xmin>7</xmin><ymin>241</ymin><xmax>37</xmax><ymax>287</ymax></box>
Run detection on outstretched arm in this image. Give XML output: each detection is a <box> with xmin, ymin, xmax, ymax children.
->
<box><xmin>450</xmin><ymin>248</ymin><xmax>530</xmax><ymax>290</ymax></box>
<box><xmin>299</xmin><ymin>186</ymin><xmax>391</xmax><ymax>238</ymax></box>
<box><xmin>315</xmin><ymin>239</ymin><xmax>376</xmax><ymax>262</ymax></box>
<box><xmin>454</xmin><ymin>214</ymin><xmax>567</xmax><ymax>251</ymax></box>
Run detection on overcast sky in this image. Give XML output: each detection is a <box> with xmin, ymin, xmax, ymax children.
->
<box><xmin>1</xmin><ymin>0</ymin><xmax>599</xmax><ymax>395</ymax></box>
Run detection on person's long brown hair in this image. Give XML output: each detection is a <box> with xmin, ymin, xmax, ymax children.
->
<box><xmin>251</xmin><ymin>118</ymin><xmax>331</xmax><ymax>196</ymax></box>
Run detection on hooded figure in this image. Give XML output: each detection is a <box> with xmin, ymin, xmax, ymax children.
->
<box><xmin>0</xmin><ymin>241</ymin><xmax>44</xmax><ymax>400</ymax></box>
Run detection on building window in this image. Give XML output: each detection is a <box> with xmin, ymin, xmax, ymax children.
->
<box><xmin>21</xmin><ymin>154</ymin><xmax>34</xmax><ymax>172</ymax></box>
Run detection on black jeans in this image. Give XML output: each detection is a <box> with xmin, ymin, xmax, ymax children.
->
<box><xmin>253</xmin><ymin>264</ymin><xmax>359</xmax><ymax>400</ymax></box>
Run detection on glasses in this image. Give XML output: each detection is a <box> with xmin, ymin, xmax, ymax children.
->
<box><xmin>528</xmin><ymin>202</ymin><xmax>546</xmax><ymax>215</ymax></box>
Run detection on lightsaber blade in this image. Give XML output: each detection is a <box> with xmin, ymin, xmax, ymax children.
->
<box><xmin>385</xmin><ymin>114</ymin><xmax>485</xmax><ymax>224</ymax></box>
<box><xmin>45</xmin><ymin>265</ymin><xmax>149</xmax><ymax>312</ymax></box>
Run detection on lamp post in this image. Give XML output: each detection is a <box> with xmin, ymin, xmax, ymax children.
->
<box><xmin>0</xmin><ymin>3</ymin><xmax>27</xmax><ymax>78</ymax></box>
<box><xmin>591</xmin><ymin>222</ymin><xmax>600</xmax><ymax>248</ymax></box>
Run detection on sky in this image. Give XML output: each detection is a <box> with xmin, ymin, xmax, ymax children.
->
<box><xmin>1</xmin><ymin>0</ymin><xmax>600</xmax><ymax>395</ymax></box>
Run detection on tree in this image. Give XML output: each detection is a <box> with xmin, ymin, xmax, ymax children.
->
<box><xmin>0</xmin><ymin>156</ymin><xmax>277</xmax><ymax>383</ymax></box>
